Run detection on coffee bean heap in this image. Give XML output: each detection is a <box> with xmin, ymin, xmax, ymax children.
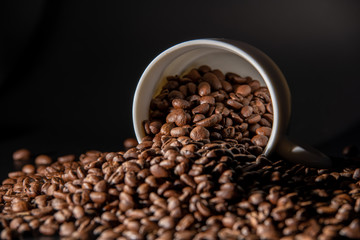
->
<box><xmin>0</xmin><ymin>66</ymin><xmax>359</xmax><ymax>240</ymax></box>
<box><xmin>145</xmin><ymin>65</ymin><xmax>273</xmax><ymax>150</ymax></box>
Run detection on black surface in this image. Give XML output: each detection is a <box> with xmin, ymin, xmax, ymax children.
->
<box><xmin>1</xmin><ymin>0</ymin><xmax>360</xmax><ymax>182</ymax></box>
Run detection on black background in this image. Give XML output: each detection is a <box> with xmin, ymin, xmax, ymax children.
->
<box><xmin>1</xmin><ymin>0</ymin><xmax>360</xmax><ymax>180</ymax></box>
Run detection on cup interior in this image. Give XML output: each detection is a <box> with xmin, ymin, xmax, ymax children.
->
<box><xmin>133</xmin><ymin>39</ymin><xmax>287</xmax><ymax>156</ymax></box>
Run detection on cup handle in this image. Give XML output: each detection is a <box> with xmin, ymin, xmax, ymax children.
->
<box><xmin>276</xmin><ymin>136</ymin><xmax>333</xmax><ymax>168</ymax></box>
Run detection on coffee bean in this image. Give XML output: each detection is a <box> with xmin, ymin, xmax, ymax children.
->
<box><xmin>170</xmin><ymin>127</ymin><xmax>189</xmax><ymax>137</ymax></box>
<box><xmin>203</xmin><ymin>72</ymin><xmax>222</xmax><ymax>90</ymax></box>
<box><xmin>226</xmin><ymin>72</ymin><xmax>248</xmax><ymax>84</ymax></box>
<box><xmin>13</xmin><ymin>149</ymin><xmax>31</xmax><ymax>161</ymax></box>
<box><xmin>150</xmin><ymin>164</ymin><xmax>169</xmax><ymax>178</ymax></box>
<box><xmin>249</xmin><ymin>191</ymin><xmax>264</xmax><ymax>205</ymax></box>
<box><xmin>256</xmin><ymin>126</ymin><xmax>272</xmax><ymax>137</ymax></box>
<box><xmin>235</xmin><ymin>84</ymin><xmax>252</xmax><ymax>97</ymax></box>
<box><xmin>22</xmin><ymin>164</ymin><xmax>35</xmax><ymax>174</ymax></box>
<box><xmin>196</xmin><ymin>114</ymin><xmax>222</xmax><ymax>128</ymax></box>
<box><xmin>176</xmin><ymin>214</ymin><xmax>195</xmax><ymax>231</ymax></box>
<box><xmin>35</xmin><ymin>154</ymin><xmax>52</xmax><ymax>165</ymax></box>
<box><xmin>124</xmin><ymin>138</ymin><xmax>138</xmax><ymax>150</ymax></box>
<box><xmin>10</xmin><ymin>217</ymin><xmax>23</xmax><ymax>230</ymax></box>
<box><xmin>241</xmin><ymin>106</ymin><xmax>253</xmax><ymax>118</ymax></box>
<box><xmin>149</xmin><ymin>121</ymin><xmax>162</xmax><ymax>134</ymax></box>
<box><xmin>158</xmin><ymin>216</ymin><xmax>175</xmax><ymax>230</ymax></box>
<box><xmin>190</xmin><ymin>126</ymin><xmax>210</xmax><ymax>141</ymax></box>
<box><xmin>251</xmin><ymin>135</ymin><xmax>268</xmax><ymax>147</ymax></box>
<box><xmin>1</xmin><ymin>228</ymin><xmax>11</xmax><ymax>240</ymax></box>
<box><xmin>58</xmin><ymin>154</ymin><xmax>76</xmax><ymax>163</ymax></box>
<box><xmin>60</xmin><ymin>222</ymin><xmax>75</xmax><ymax>237</ymax></box>
<box><xmin>199</xmin><ymin>96</ymin><xmax>215</xmax><ymax>105</ymax></box>
<box><xmin>247</xmin><ymin>114</ymin><xmax>261</xmax><ymax>124</ymax></box>
<box><xmin>340</xmin><ymin>219</ymin><xmax>360</xmax><ymax>239</ymax></box>
<box><xmin>198</xmin><ymin>82</ymin><xmax>211</xmax><ymax>96</ymax></box>
<box><xmin>226</xmin><ymin>99</ymin><xmax>243</xmax><ymax>110</ymax></box>
<box><xmin>11</xmin><ymin>198</ymin><xmax>28</xmax><ymax>212</ymax></box>
<box><xmin>90</xmin><ymin>192</ymin><xmax>107</xmax><ymax>204</ymax></box>
<box><xmin>192</xmin><ymin>103</ymin><xmax>210</xmax><ymax>115</ymax></box>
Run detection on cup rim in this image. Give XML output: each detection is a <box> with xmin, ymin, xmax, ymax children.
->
<box><xmin>133</xmin><ymin>38</ymin><xmax>290</xmax><ymax>156</ymax></box>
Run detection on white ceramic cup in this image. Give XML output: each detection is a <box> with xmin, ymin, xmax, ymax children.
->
<box><xmin>132</xmin><ymin>39</ymin><xmax>332</xmax><ymax>168</ymax></box>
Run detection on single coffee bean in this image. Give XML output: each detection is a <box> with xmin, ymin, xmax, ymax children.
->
<box><xmin>251</xmin><ymin>135</ymin><xmax>268</xmax><ymax>147</ymax></box>
<box><xmin>59</xmin><ymin>222</ymin><xmax>75</xmax><ymax>237</ymax></box>
<box><xmin>150</xmin><ymin>164</ymin><xmax>169</xmax><ymax>178</ymax></box>
<box><xmin>241</xmin><ymin>106</ymin><xmax>253</xmax><ymax>118</ymax></box>
<box><xmin>196</xmin><ymin>114</ymin><xmax>222</xmax><ymax>128</ymax></box>
<box><xmin>58</xmin><ymin>154</ymin><xmax>76</xmax><ymax>163</ymax></box>
<box><xmin>340</xmin><ymin>219</ymin><xmax>360</xmax><ymax>239</ymax></box>
<box><xmin>13</xmin><ymin>149</ymin><xmax>31</xmax><ymax>161</ymax></box>
<box><xmin>124</xmin><ymin>138</ymin><xmax>138</xmax><ymax>149</ymax></box>
<box><xmin>198</xmin><ymin>65</ymin><xmax>211</xmax><ymax>74</ymax></box>
<box><xmin>35</xmin><ymin>154</ymin><xmax>52</xmax><ymax>165</ymax></box>
<box><xmin>226</xmin><ymin>99</ymin><xmax>243</xmax><ymax>110</ymax></box>
<box><xmin>11</xmin><ymin>198</ymin><xmax>28</xmax><ymax>212</ymax></box>
<box><xmin>192</xmin><ymin>103</ymin><xmax>210</xmax><ymax>115</ymax></box>
<box><xmin>22</xmin><ymin>164</ymin><xmax>35</xmax><ymax>174</ymax></box>
<box><xmin>199</xmin><ymin>96</ymin><xmax>215</xmax><ymax>105</ymax></box>
<box><xmin>256</xmin><ymin>126</ymin><xmax>272</xmax><ymax>137</ymax></box>
<box><xmin>235</xmin><ymin>84</ymin><xmax>252</xmax><ymax>97</ymax></box>
<box><xmin>198</xmin><ymin>82</ymin><xmax>211</xmax><ymax>96</ymax></box>
<box><xmin>203</xmin><ymin>72</ymin><xmax>222</xmax><ymax>90</ymax></box>
<box><xmin>190</xmin><ymin>126</ymin><xmax>210</xmax><ymax>141</ymax></box>
<box><xmin>90</xmin><ymin>192</ymin><xmax>107</xmax><ymax>204</ymax></box>
<box><xmin>149</xmin><ymin>121</ymin><xmax>162</xmax><ymax>134</ymax></box>
<box><xmin>170</xmin><ymin>127</ymin><xmax>189</xmax><ymax>137</ymax></box>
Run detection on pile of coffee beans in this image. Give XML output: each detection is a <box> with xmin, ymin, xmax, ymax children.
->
<box><xmin>145</xmin><ymin>65</ymin><xmax>273</xmax><ymax>151</ymax></box>
<box><xmin>0</xmin><ymin>66</ymin><xmax>359</xmax><ymax>240</ymax></box>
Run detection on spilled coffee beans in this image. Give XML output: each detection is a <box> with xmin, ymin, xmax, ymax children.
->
<box><xmin>0</xmin><ymin>66</ymin><xmax>359</xmax><ymax>240</ymax></box>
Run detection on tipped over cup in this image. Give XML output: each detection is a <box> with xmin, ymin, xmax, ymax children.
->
<box><xmin>132</xmin><ymin>39</ymin><xmax>332</xmax><ymax>168</ymax></box>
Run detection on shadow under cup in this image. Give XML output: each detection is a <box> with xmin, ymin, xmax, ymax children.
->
<box><xmin>133</xmin><ymin>39</ymin><xmax>331</xmax><ymax>168</ymax></box>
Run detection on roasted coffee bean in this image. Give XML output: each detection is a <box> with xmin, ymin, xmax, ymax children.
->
<box><xmin>235</xmin><ymin>84</ymin><xmax>252</xmax><ymax>97</ymax></box>
<box><xmin>340</xmin><ymin>219</ymin><xmax>360</xmax><ymax>239</ymax></box>
<box><xmin>11</xmin><ymin>198</ymin><xmax>28</xmax><ymax>212</ymax></box>
<box><xmin>192</xmin><ymin>103</ymin><xmax>210</xmax><ymax>115</ymax></box>
<box><xmin>172</xmin><ymin>99</ymin><xmax>191</xmax><ymax>109</ymax></box>
<box><xmin>196</xmin><ymin>114</ymin><xmax>222</xmax><ymax>128</ymax></box>
<box><xmin>256</xmin><ymin>126</ymin><xmax>272</xmax><ymax>137</ymax></box>
<box><xmin>150</xmin><ymin>164</ymin><xmax>169</xmax><ymax>178</ymax></box>
<box><xmin>170</xmin><ymin>127</ymin><xmax>189</xmax><ymax>137</ymax></box>
<box><xmin>227</xmin><ymin>99</ymin><xmax>243</xmax><ymax>110</ymax></box>
<box><xmin>203</xmin><ymin>72</ymin><xmax>222</xmax><ymax>90</ymax></box>
<box><xmin>90</xmin><ymin>192</ymin><xmax>107</xmax><ymax>204</ymax></box>
<box><xmin>93</xmin><ymin>180</ymin><xmax>107</xmax><ymax>192</ymax></box>
<box><xmin>22</xmin><ymin>164</ymin><xmax>35</xmax><ymax>174</ymax></box>
<box><xmin>124</xmin><ymin>138</ymin><xmax>138</xmax><ymax>149</ymax></box>
<box><xmin>13</xmin><ymin>149</ymin><xmax>31</xmax><ymax>161</ymax></box>
<box><xmin>241</xmin><ymin>106</ymin><xmax>253</xmax><ymax>118</ymax></box>
<box><xmin>251</xmin><ymin>134</ymin><xmax>268</xmax><ymax>147</ymax></box>
<box><xmin>198</xmin><ymin>82</ymin><xmax>211</xmax><ymax>96</ymax></box>
<box><xmin>176</xmin><ymin>214</ymin><xmax>195</xmax><ymax>231</ymax></box>
<box><xmin>199</xmin><ymin>96</ymin><xmax>215</xmax><ymax>105</ymax></box>
<box><xmin>190</xmin><ymin>126</ymin><xmax>210</xmax><ymax>141</ymax></box>
<box><xmin>35</xmin><ymin>154</ymin><xmax>52</xmax><ymax>165</ymax></box>
<box><xmin>149</xmin><ymin>121</ymin><xmax>162</xmax><ymax>134</ymax></box>
<box><xmin>60</xmin><ymin>222</ymin><xmax>75</xmax><ymax>237</ymax></box>
<box><xmin>58</xmin><ymin>154</ymin><xmax>76</xmax><ymax>163</ymax></box>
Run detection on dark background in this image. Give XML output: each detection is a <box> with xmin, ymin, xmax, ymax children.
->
<box><xmin>1</xmin><ymin>0</ymin><xmax>360</xmax><ymax>179</ymax></box>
